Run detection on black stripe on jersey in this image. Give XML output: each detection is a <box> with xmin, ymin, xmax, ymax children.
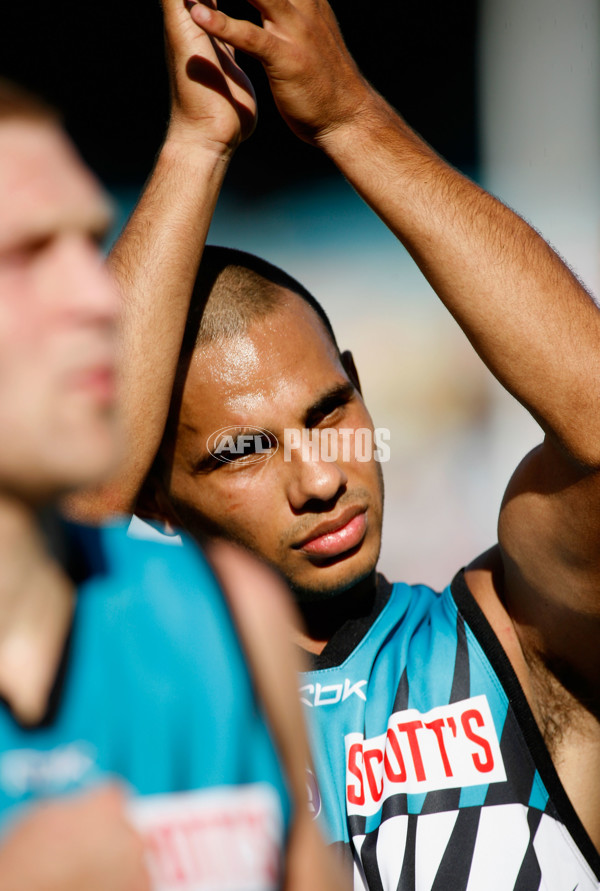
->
<box><xmin>361</xmin><ymin>827</ymin><xmax>386</xmax><ymax>891</ymax></box>
<box><xmin>430</xmin><ymin>805</ymin><xmax>481</xmax><ymax>890</ymax></box>
<box><xmin>396</xmin><ymin>813</ymin><xmax>417</xmax><ymax>891</ymax></box>
<box><xmin>483</xmin><ymin>703</ymin><xmax>535</xmax><ymax>807</ymax></box>
<box><xmin>421</xmin><ymin>612</ymin><xmax>470</xmax><ymax>814</ymax></box>
<box><xmin>350</xmin><ymin>792</ymin><xmax>412</xmax><ymax>832</ymax></box>
<box><xmin>420</xmin><ymin>786</ymin><xmax>461</xmax><ymax>816</ymax></box>
<box><xmin>451</xmin><ymin>571</ymin><xmax>600</xmax><ymax>882</ymax></box>
<box><xmin>393</xmin><ymin>666</ymin><xmax>410</xmax><ymax>712</ymax></box>
<box><xmin>512</xmin><ymin>807</ymin><xmax>543</xmax><ymax>891</ymax></box>
<box><xmin>348</xmin><ymin>813</ymin><xmax>367</xmax><ymax>837</ymax></box>
<box><xmin>381</xmin><ymin>792</ymin><xmax>409</xmax><ymax>821</ymax></box>
<box><xmin>449</xmin><ymin>612</ymin><xmax>470</xmax><ymax>703</ymax></box>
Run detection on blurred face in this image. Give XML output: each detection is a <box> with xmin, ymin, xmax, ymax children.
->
<box><xmin>0</xmin><ymin>117</ymin><xmax>119</xmax><ymax>502</ymax></box>
<box><xmin>164</xmin><ymin>294</ymin><xmax>384</xmax><ymax>600</ymax></box>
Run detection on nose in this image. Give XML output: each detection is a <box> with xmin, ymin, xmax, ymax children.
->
<box><xmin>286</xmin><ymin>446</ymin><xmax>348</xmax><ymax>512</ymax></box>
<box><xmin>51</xmin><ymin>233</ymin><xmax>119</xmax><ymax>326</ymax></box>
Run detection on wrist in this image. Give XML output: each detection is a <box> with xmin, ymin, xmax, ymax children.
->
<box><xmin>315</xmin><ymin>89</ymin><xmax>433</xmax><ymax>172</ymax></box>
<box><xmin>153</xmin><ymin>135</ymin><xmax>235</xmax><ymax>195</ymax></box>
<box><xmin>312</xmin><ymin>81</ymin><xmax>382</xmax><ymax>155</ymax></box>
<box><xmin>163</xmin><ymin>117</ymin><xmax>239</xmax><ymax>165</ymax></box>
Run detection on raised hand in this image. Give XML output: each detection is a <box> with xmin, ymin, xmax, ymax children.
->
<box><xmin>66</xmin><ymin>0</ymin><xmax>259</xmax><ymax>523</ymax></box>
<box><xmin>163</xmin><ymin>0</ymin><xmax>257</xmax><ymax>153</ymax></box>
<box><xmin>187</xmin><ymin>0</ymin><xmax>373</xmax><ymax>145</ymax></box>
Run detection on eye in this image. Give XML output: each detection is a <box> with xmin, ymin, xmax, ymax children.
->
<box><xmin>310</xmin><ymin>393</ymin><xmax>353</xmax><ymax>428</ymax></box>
<box><xmin>0</xmin><ymin>236</ymin><xmax>52</xmax><ymax>269</ymax></box>
<box><xmin>210</xmin><ymin>430</ymin><xmax>278</xmax><ymax>468</ymax></box>
<box><xmin>319</xmin><ymin>403</ymin><xmax>344</xmax><ymax>425</ymax></box>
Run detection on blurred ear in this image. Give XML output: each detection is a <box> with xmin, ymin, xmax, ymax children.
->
<box><xmin>341</xmin><ymin>349</ymin><xmax>362</xmax><ymax>395</ymax></box>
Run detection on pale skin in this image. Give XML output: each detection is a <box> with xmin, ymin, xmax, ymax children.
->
<box><xmin>62</xmin><ymin>3</ymin><xmax>348</xmax><ymax>887</ymax></box>
<box><xmin>0</xmin><ymin>111</ymin><xmax>150</xmax><ymax>889</ymax></box>
<box><xmin>0</xmin><ymin>113</ymin><xmax>346</xmax><ymax>888</ymax></box>
<box><xmin>0</xmin><ymin>117</ymin><xmax>117</xmax><ymax>726</ymax></box>
<box><xmin>72</xmin><ymin>0</ymin><xmax>600</xmax><ymax>853</ymax></box>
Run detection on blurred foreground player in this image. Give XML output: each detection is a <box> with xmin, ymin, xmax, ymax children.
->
<box><xmin>0</xmin><ymin>81</ymin><xmax>344</xmax><ymax>891</ymax></box>
<box><xmin>73</xmin><ymin>0</ymin><xmax>600</xmax><ymax>888</ymax></box>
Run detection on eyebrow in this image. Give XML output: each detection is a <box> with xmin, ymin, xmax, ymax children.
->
<box><xmin>0</xmin><ymin>204</ymin><xmax>113</xmax><ymax>255</ymax></box>
<box><xmin>303</xmin><ymin>381</ymin><xmax>356</xmax><ymax>428</ymax></box>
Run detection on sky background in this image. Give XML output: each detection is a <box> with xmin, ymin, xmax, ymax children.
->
<box><xmin>2</xmin><ymin>1</ymin><xmax>598</xmax><ymax>587</ymax></box>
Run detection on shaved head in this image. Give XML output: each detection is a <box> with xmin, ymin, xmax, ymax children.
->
<box><xmin>181</xmin><ymin>245</ymin><xmax>340</xmax><ymax>356</ymax></box>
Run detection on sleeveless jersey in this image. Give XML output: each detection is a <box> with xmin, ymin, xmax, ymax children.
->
<box><xmin>0</xmin><ymin>521</ymin><xmax>291</xmax><ymax>891</ymax></box>
<box><xmin>302</xmin><ymin>573</ymin><xmax>600</xmax><ymax>890</ymax></box>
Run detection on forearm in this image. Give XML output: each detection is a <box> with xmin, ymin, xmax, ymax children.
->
<box><xmin>188</xmin><ymin>0</ymin><xmax>600</xmax><ymax>462</ymax></box>
<box><xmin>68</xmin><ymin>139</ymin><xmax>232</xmax><ymax>521</ymax></box>
<box><xmin>320</xmin><ymin>91</ymin><xmax>600</xmax><ymax>466</ymax></box>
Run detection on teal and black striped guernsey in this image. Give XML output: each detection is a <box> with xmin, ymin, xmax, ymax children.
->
<box><xmin>302</xmin><ymin>574</ymin><xmax>600</xmax><ymax>890</ymax></box>
<box><xmin>0</xmin><ymin>521</ymin><xmax>290</xmax><ymax>891</ymax></box>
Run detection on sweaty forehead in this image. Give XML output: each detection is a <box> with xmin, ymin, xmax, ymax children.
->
<box><xmin>0</xmin><ymin>118</ymin><xmax>112</xmax><ymax>249</ymax></box>
<box><xmin>180</xmin><ymin>296</ymin><xmax>344</xmax><ymax>432</ymax></box>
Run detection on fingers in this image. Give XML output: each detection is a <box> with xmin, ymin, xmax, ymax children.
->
<box><xmin>189</xmin><ymin>4</ymin><xmax>278</xmax><ymax>64</ymax></box>
<box><xmin>185</xmin><ymin>0</ymin><xmax>217</xmax><ymax>11</ymax></box>
<box><xmin>244</xmin><ymin>0</ymin><xmax>294</xmax><ymax>19</ymax></box>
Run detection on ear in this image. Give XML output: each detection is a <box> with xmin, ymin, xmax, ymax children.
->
<box><xmin>135</xmin><ymin>471</ymin><xmax>179</xmax><ymax>529</ymax></box>
<box><xmin>341</xmin><ymin>349</ymin><xmax>363</xmax><ymax>395</ymax></box>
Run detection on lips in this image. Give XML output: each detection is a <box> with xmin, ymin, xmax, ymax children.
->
<box><xmin>69</xmin><ymin>364</ymin><xmax>115</xmax><ymax>407</ymax></box>
<box><xmin>294</xmin><ymin>508</ymin><xmax>367</xmax><ymax>559</ymax></box>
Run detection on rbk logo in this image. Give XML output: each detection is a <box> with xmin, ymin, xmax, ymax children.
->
<box><xmin>300</xmin><ymin>679</ymin><xmax>367</xmax><ymax>707</ymax></box>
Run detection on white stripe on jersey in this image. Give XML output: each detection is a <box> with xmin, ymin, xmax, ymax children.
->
<box><xmin>415</xmin><ymin>810</ymin><xmax>461</xmax><ymax>890</ymax></box>
<box><xmin>465</xmin><ymin>804</ymin><xmax>529</xmax><ymax>890</ymax></box>
<box><xmin>534</xmin><ymin>813</ymin><xmax>599</xmax><ymax>891</ymax></box>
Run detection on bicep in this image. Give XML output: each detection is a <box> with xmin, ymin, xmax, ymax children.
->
<box><xmin>498</xmin><ymin>439</ymin><xmax>600</xmax><ymax>676</ymax></box>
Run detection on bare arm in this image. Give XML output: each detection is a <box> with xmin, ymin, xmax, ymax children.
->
<box><xmin>66</xmin><ymin>0</ymin><xmax>256</xmax><ymax>522</ymax></box>
<box><xmin>188</xmin><ymin>0</ymin><xmax>600</xmax><ymax>468</ymax></box>
<box><xmin>189</xmin><ymin>0</ymin><xmax>600</xmax><ymax>694</ymax></box>
<box><xmin>206</xmin><ymin>541</ymin><xmax>349</xmax><ymax>891</ymax></box>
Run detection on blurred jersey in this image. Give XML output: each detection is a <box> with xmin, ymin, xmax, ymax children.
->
<box><xmin>0</xmin><ymin>522</ymin><xmax>290</xmax><ymax>891</ymax></box>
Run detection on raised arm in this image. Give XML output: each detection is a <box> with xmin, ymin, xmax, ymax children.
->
<box><xmin>189</xmin><ymin>0</ymin><xmax>600</xmax><ymax>746</ymax></box>
<box><xmin>66</xmin><ymin>0</ymin><xmax>256</xmax><ymax>522</ymax></box>
<box><xmin>189</xmin><ymin>0</ymin><xmax>600</xmax><ymax>468</ymax></box>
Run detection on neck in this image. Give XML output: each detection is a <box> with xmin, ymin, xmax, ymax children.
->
<box><xmin>0</xmin><ymin>496</ymin><xmax>74</xmax><ymax>724</ymax></box>
<box><xmin>294</xmin><ymin>570</ymin><xmax>378</xmax><ymax>655</ymax></box>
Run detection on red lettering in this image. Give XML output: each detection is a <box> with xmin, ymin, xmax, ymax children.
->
<box><xmin>363</xmin><ymin>748</ymin><xmax>384</xmax><ymax>802</ymax></box>
<box><xmin>425</xmin><ymin>718</ymin><xmax>453</xmax><ymax>777</ymax></box>
<box><xmin>347</xmin><ymin>742</ymin><xmax>365</xmax><ymax>805</ymax></box>
<box><xmin>145</xmin><ymin>825</ymin><xmax>187</xmax><ymax>884</ymax></box>
<box><xmin>461</xmin><ymin>709</ymin><xmax>495</xmax><ymax>773</ymax></box>
<box><xmin>397</xmin><ymin>720</ymin><xmax>426</xmax><ymax>781</ymax></box>
<box><xmin>384</xmin><ymin>728</ymin><xmax>407</xmax><ymax>783</ymax></box>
